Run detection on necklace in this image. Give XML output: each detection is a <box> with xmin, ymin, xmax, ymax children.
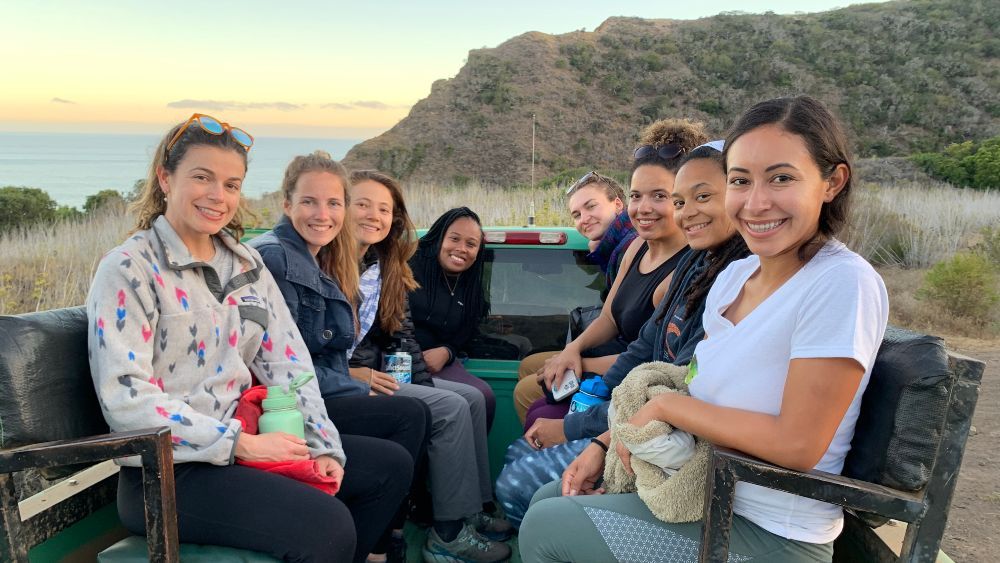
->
<box><xmin>443</xmin><ymin>271</ymin><xmax>460</xmax><ymax>296</ymax></box>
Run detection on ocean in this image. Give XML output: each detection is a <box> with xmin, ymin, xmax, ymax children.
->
<box><xmin>0</xmin><ymin>132</ymin><xmax>361</xmax><ymax>209</ymax></box>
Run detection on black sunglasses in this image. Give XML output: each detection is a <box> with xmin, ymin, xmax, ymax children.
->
<box><xmin>633</xmin><ymin>143</ymin><xmax>684</xmax><ymax>161</ymax></box>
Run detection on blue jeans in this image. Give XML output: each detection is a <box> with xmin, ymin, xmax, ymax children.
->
<box><xmin>494</xmin><ymin>437</ymin><xmax>590</xmax><ymax>527</ymax></box>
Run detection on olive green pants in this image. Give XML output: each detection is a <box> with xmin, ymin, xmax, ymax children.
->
<box><xmin>518</xmin><ymin>480</ymin><xmax>833</xmax><ymax>563</ymax></box>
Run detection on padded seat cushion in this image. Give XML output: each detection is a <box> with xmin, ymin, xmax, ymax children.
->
<box><xmin>843</xmin><ymin>325</ymin><xmax>951</xmax><ymax>526</ymax></box>
<box><xmin>0</xmin><ymin>307</ymin><xmax>109</xmax><ymax>478</ymax></box>
<box><xmin>98</xmin><ymin>535</ymin><xmax>279</xmax><ymax>562</ymax></box>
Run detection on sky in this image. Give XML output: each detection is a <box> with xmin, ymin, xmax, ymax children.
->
<box><xmin>1</xmin><ymin>1</ymin><xmax>885</xmax><ymax>139</ymax></box>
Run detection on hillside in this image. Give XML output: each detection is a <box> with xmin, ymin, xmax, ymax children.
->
<box><xmin>342</xmin><ymin>0</ymin><xmax>1000</xmax><ymax>185</ymax></box>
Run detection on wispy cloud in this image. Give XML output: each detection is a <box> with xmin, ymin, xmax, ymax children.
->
<box><xmin>51</xmin><ymin>97</ymin><xmax>76</xmax><ymax>104</ymax></box>
<box><xmin>321</xmin><ymin>100</ymin><xmax>409</xmax><ymax>111</ymax></box>
<box><xmin>166</xmin><ymin>99</ymin><xmax>303</xmax><ymax>111</ymax></box>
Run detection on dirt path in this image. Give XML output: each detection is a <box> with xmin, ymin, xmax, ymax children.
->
<box><xmin>940</xmin><ymin>337</ymin><xmax>999</xmax><ymax>563</ymax></box>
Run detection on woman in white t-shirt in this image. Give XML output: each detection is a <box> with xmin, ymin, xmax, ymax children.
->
<box><xmin>518</xmin><ymin>95</ymin><xmax>889</xmax><ymax>563</ymax></box>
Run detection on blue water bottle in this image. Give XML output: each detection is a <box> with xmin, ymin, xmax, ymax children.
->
<box><xmin>569</xmin><ymin>376</ymin><xmax>611</xmax><ymax>413</ymax></box>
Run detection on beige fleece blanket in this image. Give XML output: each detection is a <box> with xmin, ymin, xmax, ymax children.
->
<box><xmin>603</xmin><ymin>361</ymin><xmax>709</xmax><ymax>523</ymax></box>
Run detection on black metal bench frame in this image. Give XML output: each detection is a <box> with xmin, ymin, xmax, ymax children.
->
<box><xmin>0</xmin><ymin>427</ymin><xmax>179</xmax><ymax>562</ymax></box>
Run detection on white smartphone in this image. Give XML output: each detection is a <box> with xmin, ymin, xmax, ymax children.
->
<box><xmin>552</xmin><ymin>369</ymin><xmax>580</xmax><ymax>401</ymax></box>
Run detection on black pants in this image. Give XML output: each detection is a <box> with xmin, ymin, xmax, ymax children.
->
<box><xmin>118</xmin><ymin>434</ymin><xmax>412</xmax><ymax>563</ymax></box>
<box><xmin>324</xmin><ymin>394</ymin><xmax>429</xmax><ymax>470</ymax></box>
<box><xmin>325</xmin><ymin>394</ymin><xmax>431</xmax><ymax>548</ymax></box>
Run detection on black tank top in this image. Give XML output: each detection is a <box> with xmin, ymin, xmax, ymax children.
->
<box><xmin>610</xmin><ymin>242</ymin><xmax>689</xmax><ymax>343</ymax></box>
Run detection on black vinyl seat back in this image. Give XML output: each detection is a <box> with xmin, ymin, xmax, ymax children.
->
<box><xmin>843</xmin><ymin>325</ymin><xmax>952</xmax><ymax>526</ymax></box>
<box><xmin>0</xmin><ymin>306</ymin><xmax>109</xmax><ymax>477</ymax></box>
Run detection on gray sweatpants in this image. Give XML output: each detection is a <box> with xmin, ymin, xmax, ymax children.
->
<box><xmin>394</xmin><ymin>379</ymin><xmax>493</xmax><ymax>520</ymax></box>
<box><xmin>519</xmin><ymin>480</ymin><xmax>833</xmax><ymax>563</ymax></box>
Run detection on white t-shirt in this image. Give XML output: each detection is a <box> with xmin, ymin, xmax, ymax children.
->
<box><xmin>689</xmin><ymin>240</ymin><xmax>889</xmax><ymax>544</ymax></box>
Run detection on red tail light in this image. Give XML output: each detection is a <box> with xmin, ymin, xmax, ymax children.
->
<box><xmin>483</xmin><ymin>231</ymin><xmax>567</xmax><ymax>245</ymax></box>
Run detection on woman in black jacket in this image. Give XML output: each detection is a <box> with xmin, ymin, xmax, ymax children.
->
<box><xmin>408</xmin><ymin>207</ymin><xmax>497</xmax><ymax>429</ymax></box>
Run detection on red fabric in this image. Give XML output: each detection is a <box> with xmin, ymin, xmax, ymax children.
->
<box><xmin>233</xmin><ymin>385</ymin><xmax>268</xmax><ymax>435</ymax></box>
<box><xmin>233</xmin><ymin>385</ymin><xmax>340</xmax><ymax>495</ymax></box>
<box><xmin>238</xmin><ymin>458</ymin><xmax>340</xmax><ymax>495</ymax></box>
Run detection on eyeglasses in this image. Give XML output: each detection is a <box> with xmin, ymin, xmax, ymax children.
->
<box><xmin>633</xmin><ymin>143</ymin><xmax>684</xmax><ymax>161</ymax></box>
<box><xmin>165</xmin><ymin>113</ymin><xmax>254</xmax><ymax>155</ymax></box>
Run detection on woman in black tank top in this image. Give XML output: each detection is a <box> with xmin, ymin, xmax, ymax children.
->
<box><xmin>611</xmin><ymin>241</ymin><xmax>687</xmax><ymax>342</ymax></box>
<box><xmin>519</xmin><ymin>118</ymin><xmax>705</xmax><ymax>450</ymax></box>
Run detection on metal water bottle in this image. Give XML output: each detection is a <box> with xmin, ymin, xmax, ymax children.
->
<box><xmin>258</xmin><ymin>372</ymin><xmax>314</xmax><ymax>439</ymax></box>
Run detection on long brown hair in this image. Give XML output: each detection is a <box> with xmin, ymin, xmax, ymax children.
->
<box><xmin>723</xmin><ymin>96</ymin><xmax>853</xmax><ymax>261</ymax></box>
<box><xmin>282</xmin><ymin>151</ymin><xmax>360</xmax><ymax>304</ymax></box>
<box><xmin>350</xmin><ymin>170</ymin><xmax>418</xmax><ymax>334</ymax></box>
<box><xmin>132</xmin><ymin>118</ymin><xmax>253</xmax><ymax>238</ymax></box>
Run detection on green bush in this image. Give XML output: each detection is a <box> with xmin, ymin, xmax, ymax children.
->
<box><xmin>55</xmin><ymin>205</ymin><xmax>84</xmax><ymax>222</ymax></box>
<box><xmin>84</xmin><ymin>189</ymin><xmax>127</xmax><ymax>213</ymax></box>
<box><xmin>910</xmin><ymin>136</ymin><xmax>1000</xmax><ymax>189</ymax></box>
<box><xmin>0</xmin><ymin>186</ymin><xmax>57</xmax><ymax>232</ymax></box>
<box><xmin>918</xmin><ymin>252</ymin><xmax>999</xmax><ymax>325</ymax></box>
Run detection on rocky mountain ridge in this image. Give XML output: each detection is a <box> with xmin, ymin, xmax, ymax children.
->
<box><xmin>343</xmin><ymin>0</ymin><xmax>999</xmax><ymax>185</ymax></box>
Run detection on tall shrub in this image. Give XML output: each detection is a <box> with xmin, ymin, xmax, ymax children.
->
<box><xmin>0</xmin><ymin>186</ymin><xmax>57</xmax><ymax>232</ymax></box>
<box><xmin>918</xmin><ymin>252</ymin><xmax>999</xmax><ymax>326</ymax></box>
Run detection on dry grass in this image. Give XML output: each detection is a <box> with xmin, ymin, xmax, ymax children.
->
<box><xmin>2</xmin><ymin>179</ymin><xmax>998</xmax><ymax>339</ymax></box>
<box><xmin>248</xmin><ymin>181</ymin><xmax>572</xmax><ymax>229</ymax></box>
<box><xmin>0</xmin><ymin>210</ymin><xmax>131</xmax><ymax>315</ymax></box>
<box><xmin>845</xmin><ymin>182</ymin><xmax>1000</xmax><ymax>268</ymax></box>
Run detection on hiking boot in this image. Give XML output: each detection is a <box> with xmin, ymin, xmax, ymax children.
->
<box><xmin>466</xmin><ymin>510</ymin><xmax>515</xmax><ymax>542</ymax></box>
<box><xmin>422</xmin><ymin>524</ymin><xmax>511</xmax><ymax>563</ymax></box>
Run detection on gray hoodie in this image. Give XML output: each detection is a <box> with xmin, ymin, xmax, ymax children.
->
<box><xmin>86</xmin><ymin>216</ymin><xmax>345</xmax><ymax>466</ymax></box>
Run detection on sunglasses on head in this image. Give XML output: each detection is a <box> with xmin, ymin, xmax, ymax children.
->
<box><xmin>165</xmin><ymin>113</ymin><xmax>254</xmax><ymax>156</ymax></box>
<box><xmin>566</xmin><ymin>170</ymin><xmax>608</xmax><ymax>195</ymax></box>
<box><xmin>633</xmin><ymin>143</ymin><xmax>684</xmax><ymax>161</ymax></box>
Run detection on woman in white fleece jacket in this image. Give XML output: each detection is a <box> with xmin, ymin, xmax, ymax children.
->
<box><xmin>86</xmin><ymin>114</ymin><xmax>410</xmax><ymax>563</ymax></box>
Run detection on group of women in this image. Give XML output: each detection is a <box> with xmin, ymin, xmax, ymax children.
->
<box><xmin>87</xmin><ymin>94</ymin><xmax>889</xmax><ymax>563</ymax></box>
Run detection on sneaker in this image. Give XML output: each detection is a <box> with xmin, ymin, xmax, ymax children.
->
<box><xmin>422</xmin><ymin>524</ymin><xmax>511</xmax><ymax>563</ymax></box>
<box><xmin>466</xmin><ymin>511</ymin><xmax>515</xmax><ymax>542</ymax></box>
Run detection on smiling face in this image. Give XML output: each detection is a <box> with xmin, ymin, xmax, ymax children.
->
<box><xmin>725</xmin><ymin>124</ymin><xmax>847</xmax><ymax>261</ymax></box>
<box><xmin>671</xmin><ymin>158</ymin><xmax>736</xmax><ymax>251</ymax></box>
<box><xmin>158</xmin><ymin>145</ymin><xmax>245</xmax><ymax>251</ymax></box>
<box><xmin>628</xmin><ymin>164</ymin><xmax>681</xmax><ymax>241</ymax></box>
<box><xmin>283</xmin><ymin>170</ymin><xmax>346</xmax><ymax>256</ymax></box>
<box><xmin>438</xmin><ymin>216</ymin><xmax>482</xmax><ymax>274</ymax></box>
<box><xmin>350</xmin><ymin>179</ymin><xmax>394</xmax><ymax>249</ymax></box>
<box><xmin>568</xmin><ymin>184</ymin><xmax>623</xmax><ymax>241</ymax></box>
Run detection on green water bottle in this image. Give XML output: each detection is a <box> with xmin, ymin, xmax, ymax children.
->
<box><xmin>258</xmin><ymin>372</ymin><xmax>314</xmax><ymax>439</ymax></box>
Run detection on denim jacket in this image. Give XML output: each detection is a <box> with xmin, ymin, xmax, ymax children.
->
<box><xmin>250</xmin><ymin>217</ymin><xmax>368</xmax><ymax>399</ymax></box>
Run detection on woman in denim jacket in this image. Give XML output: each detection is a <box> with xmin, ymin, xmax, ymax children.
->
<box><xmin>251</xmin><ymin>151</ymin><xmax>429</xmax><ymax>562</ymax></box>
